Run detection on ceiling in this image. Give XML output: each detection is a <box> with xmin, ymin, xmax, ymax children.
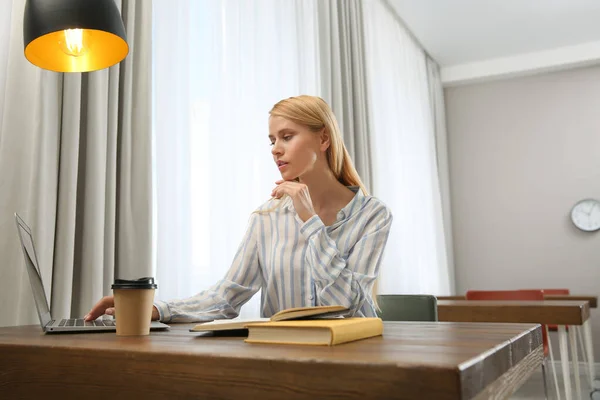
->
<box><xmin>388</xmin><ymin>0</ymin><xmax>600</xmax><ymax>67</ymax></box>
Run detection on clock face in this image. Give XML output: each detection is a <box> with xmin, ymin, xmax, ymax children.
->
<box><xmin>571</xmin><ymin>199</ymin><xmax>600</xmax><ymax>232</ymax></box>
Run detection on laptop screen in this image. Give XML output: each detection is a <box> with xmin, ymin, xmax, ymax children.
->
<box><xmin>15</xmin><ymin>214</ymin><xmax>52</xmax><ymax>328</ymax></box>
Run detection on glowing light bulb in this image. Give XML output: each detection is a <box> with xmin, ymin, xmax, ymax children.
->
<box><xmin>59</xmin><ymin>29</ymin><xmax>90</xmax><ymax>57</ymax></box>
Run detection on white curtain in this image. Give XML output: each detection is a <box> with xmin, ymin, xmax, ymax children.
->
<box><xmin>363</xmin><ymin>0</ymin><xmax>452</xmax><ymax>295</ymax></box>
<box><xmin>0</xmin><ymin>0</ymin><xmax>153</xmax><ymax>327</ymax></box>
<box><xmin>152</xmin><ymin>0</ymin><xmax>454</xmax><ymax>315</ymax></box>
<box><xmin>0</xmin><ymin>0</ymin><xmax>11</xmax><ymax>131</ymax></box>
<box><xmin>152</xmin><ymin>0</ymin><xmax>321</xmax><ymax>318</ymax></box>
<box><xmin>427</xmin><ymin>55</ymin><xmax>456</xmax><ymax>294</ymax></box>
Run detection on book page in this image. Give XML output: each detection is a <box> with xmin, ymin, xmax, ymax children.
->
<box><xmin>270</xmin><ymin>305</ymin><xmax>347</xmax><ymax>321</ymax></box>
<box><xmin>190</xmin><ymin>318</ymin><xmax>269</xmax><ymax>332</ymax></box>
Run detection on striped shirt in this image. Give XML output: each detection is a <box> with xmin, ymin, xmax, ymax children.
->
<box><xmin>154</xmin><ymin>187</ymin><xmax>393</xmax><ymax>323</ymax></box>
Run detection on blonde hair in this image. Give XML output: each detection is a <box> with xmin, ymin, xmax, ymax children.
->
<box><xmin>270</xmin><ymin>95</ymin><xmax>368</xmax><ymax>194</ymax></box>
<box><xmin>260</xmin><ymin>95</ymin><xmax>380</xmax><ymax>310</ymax></box>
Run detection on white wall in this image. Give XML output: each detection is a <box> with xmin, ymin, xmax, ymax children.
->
<box><xmin>445</xmin><ymin>65</ymin><xmax>600</xmax><ymax>359</ymax></box>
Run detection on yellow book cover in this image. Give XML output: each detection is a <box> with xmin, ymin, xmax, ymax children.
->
<box><xmin>244</xmin><ymin>317</ymin><xmax>383</xmax><ymax>346</ymax></box>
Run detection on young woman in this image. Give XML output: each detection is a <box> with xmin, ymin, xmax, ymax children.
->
<box><xmin>85</xmin><ymin>95</ymin><xmax>393</xmax><ymax>323</ymax></box>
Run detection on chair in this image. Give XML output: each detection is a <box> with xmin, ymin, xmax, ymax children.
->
<box><xmin>376</xmin><ymin>294</ymin><xmax>438</xmax><ymax>322</ymax></box>
<box><xmin>465</xmin><ymin>290</ymin><xmax>558</xmax><ymax>399</ymax></box>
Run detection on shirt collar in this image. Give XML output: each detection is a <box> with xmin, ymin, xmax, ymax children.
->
<box><xmin>338</xmin><ymin>186</ymin><xmax>363</xmax><ymax>220</ymax></box>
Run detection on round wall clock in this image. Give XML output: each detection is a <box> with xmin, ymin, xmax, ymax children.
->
<box><xmin>571</xmin><ymin>199</ymin><xmax>600</xmax><ymax>232</ymax></box>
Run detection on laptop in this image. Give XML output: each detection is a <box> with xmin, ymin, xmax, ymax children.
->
<box><xmin>14</xmin><ymin>213</ymin><xmax>170</xmax><ymax>333</ymax></box>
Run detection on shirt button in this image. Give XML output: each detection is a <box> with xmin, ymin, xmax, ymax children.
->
<box><xmin>309</xmin><ymin>295</ymin><xmax>314</xmax><ymax>300</ymax></box>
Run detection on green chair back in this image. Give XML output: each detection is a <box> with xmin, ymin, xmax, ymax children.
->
<box><xmin>376</xmin><ymin>294</ymin><xmax>438</xmax><ymax>322</ymax></box>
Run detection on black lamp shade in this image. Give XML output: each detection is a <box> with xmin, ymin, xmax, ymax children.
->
<box><xmin>23</xmin><ymin>0</ymin><xmax>129</xmax><ymax>72</ymax></box>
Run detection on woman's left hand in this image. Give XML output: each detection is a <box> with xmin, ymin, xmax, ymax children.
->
<box><xmin>272</xmin><ymin>180</ymin><xmax>316</xmax><ymax>222</ymax></box>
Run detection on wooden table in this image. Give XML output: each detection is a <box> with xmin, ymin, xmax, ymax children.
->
<box><xmin>437</xmin><ymin>299</ymin><xmax>593</xmax><ymax>400</ymax></box>
<box><xmin>437</xmin><ymin>295</ymin><xmax>598</xmax><ymax>308</ymax></box>
<box><xmin>545</xmin><ymin>295</ymin><xmax>598</xmax><ymax>308</ymax></box>
<box><xmin>437</xmin><ymin>300</ymin><xmax>590</xmax><ymax>325</ymax></box>
<box><xmin>0</xmin><ymin>322</ymin><xmax>542</xmax><ymax>400</ymax></box>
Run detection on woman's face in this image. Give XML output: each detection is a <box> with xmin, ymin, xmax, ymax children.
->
<box><xmin>268</xmin><ymin>116</ymin><xmax>328</xmax><ymax>181</ymax></box>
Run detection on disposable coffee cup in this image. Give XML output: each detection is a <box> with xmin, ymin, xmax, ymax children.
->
<box><xmin>112</xmin><ymin>277</ymin><xmax>157</xmax><ymax>336</ymax></box>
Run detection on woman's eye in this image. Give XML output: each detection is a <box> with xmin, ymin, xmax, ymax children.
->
<box><xmin>283</xmin><ymin>136</ymin><xmax>292</xmax><ymax>141</ymax></box>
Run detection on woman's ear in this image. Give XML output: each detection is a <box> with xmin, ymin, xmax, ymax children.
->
<box><xmin>319</xmin><ymin>129</ymin><xmax>330</xmax><ymax>152</ymax></box>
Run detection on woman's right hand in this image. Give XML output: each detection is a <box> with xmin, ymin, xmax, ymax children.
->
<box><xmin>84</xmin><ymin>296</ymin><xmax>160</xmax><ymax>322</ymax></box>
<box><xmin>84</xmin><ymin>296</ymin><xmax>115</xmax><ymax>321</ymax></box>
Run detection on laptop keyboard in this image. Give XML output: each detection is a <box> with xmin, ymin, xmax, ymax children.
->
<box><xmin>57</xmin><ymin>318</ymin><xmax>116</xmax><ymax>327</ymax></box>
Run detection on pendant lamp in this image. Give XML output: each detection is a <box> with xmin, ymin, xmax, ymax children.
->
<box><xmin>23</xmin><ymin>0</ymin><xmax>128</xmax><ymax>72</ymax></box>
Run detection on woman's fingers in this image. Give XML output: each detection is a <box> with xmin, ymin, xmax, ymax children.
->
<box><xmin>272</xmin><ymin>183</ymin><xmax>290</xmax><ymax>199</ymax></box>
<box><xmin>84</xmin><ymin>296</ymin><xmax>114</xmax><ymax>321</ymax></box>
<box><xmin>272</xmin><ymin>183</ymin><xmax>284</xmax><ymax>198</ymax></box>
<box><xmin>271</xmin><ymin>189</ymin><xmax>283</xmax><ymax>199</ymax></box>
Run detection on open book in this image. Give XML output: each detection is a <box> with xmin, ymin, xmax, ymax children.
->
<box><xmin>189</xmin><ymin>305</ymin><xmax>348</xmax><ymax>333</ymax></box>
